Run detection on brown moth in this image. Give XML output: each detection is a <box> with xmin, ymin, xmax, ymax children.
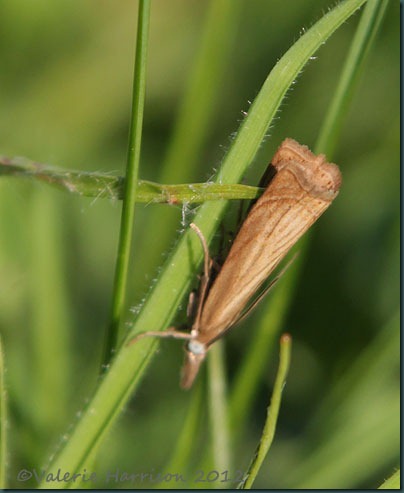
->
<box><xmin>130</xmin><ymin>138</ymin><xmax>342</xmax><ymax>389</ymax></box>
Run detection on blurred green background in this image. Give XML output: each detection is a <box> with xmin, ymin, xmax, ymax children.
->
<box><xmin>0</xmin><ymin>0</ymin><xmax>399</xmax><ymax>489</ymax></box>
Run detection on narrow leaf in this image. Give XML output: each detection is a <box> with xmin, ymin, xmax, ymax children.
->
<box><xmin>238</xmin><ymin>334</ymin><xmax>292</xmax><ymax>489</ymax></box>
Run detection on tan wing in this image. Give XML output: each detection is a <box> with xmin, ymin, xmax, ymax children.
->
<box><xmin>197</xmin><ymin>139</ymin><xmax>341</xmax><ymax>345</ymax></box>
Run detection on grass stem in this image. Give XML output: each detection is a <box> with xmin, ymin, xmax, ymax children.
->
<box><xmin>103</xmin><ymin>0</ymin><xmax>151</xmax><ymax>366</ymax></box>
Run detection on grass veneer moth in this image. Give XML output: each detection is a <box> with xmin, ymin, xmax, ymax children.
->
<box><xmin>130</xmin><ymin>138</ymin><xmax>342</xmax><ymax>389</ymax></box>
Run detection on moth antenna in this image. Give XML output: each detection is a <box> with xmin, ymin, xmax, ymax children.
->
<box><xmin>189</xmin><ymin>223</ymin><xmax>212</xmax><ymax>330</ymax></box>
<box><xmin>190</xmin><ymin>223</ymin><xmax>210</xmax><ymax>280</ymax></box>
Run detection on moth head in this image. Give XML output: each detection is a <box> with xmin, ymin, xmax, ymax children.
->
<box><xmin>180</xmin><ymin>340</ymin><xmax>207</xmax><ymax>389</ymax></box>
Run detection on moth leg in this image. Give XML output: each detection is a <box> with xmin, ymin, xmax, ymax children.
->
<box><xmin>189</xmin><ymin>223</ymin><xmax>211</xmax><ymax>280</ymax></box>
<box><xmin>127</xmin><ymin>326</ymin><xmax>193</xmax><ymax>346</ymax></box>
<box><xmin>128</xmin><ymin>223</ymin><xmax>212</xmax><ymax>348</ymax></box>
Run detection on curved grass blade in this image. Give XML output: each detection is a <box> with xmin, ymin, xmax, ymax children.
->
<box><xmin>237</xmin><ymin>334</ymin><xmax>292</xmax><ymax>489</ymax></box>
<box><xmin>378</xmin><ymin>469</ymin><xmax>400</xmax><ymax>489</ymax></box>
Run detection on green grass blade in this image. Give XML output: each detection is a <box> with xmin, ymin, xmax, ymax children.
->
<box><xmin>0</xmin><ymin>156</ymin><xmax>125</xmax><ymax>198</ymax></box>
<box><xmin>103</xmin><ymin>0</ymin><xmax>151</xmax><ymax>363</ymax></box>
<box><xmin>207</xmin><ymin>0</ymin><xmax>366</xmax><ymax>187</ymax></box>
<box><xmin>316</xmin><ymin>0</ymin><xmax>388</xmax><ymax>157</ymax></box>
<box><xmin>0</xmin><ymin>336</ymin><xmax>7</xmax><ymax>489</ymax></box>
<box><xmin>238</xmin><ymin>334</ymin><xmax>292</xmax><ymax>489</ymax></box>
<box><xmin>40</xmin><ymin>2</ymin><xmax>367</xmax><ymax>486</ymax></box>
<box><xmin>378</xmin><ymin>469</ymin><xmax>400</xmax><ymax>489</ymax></box>
<box><xmin>284</xmin><ymin>312</ymin><xmax>399</xmax><ymax>489</ymax></box>
<box><xmin>0</xmin><ymin>157</ymin><xmax>262</xmax><ymax>202</ymax></box>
